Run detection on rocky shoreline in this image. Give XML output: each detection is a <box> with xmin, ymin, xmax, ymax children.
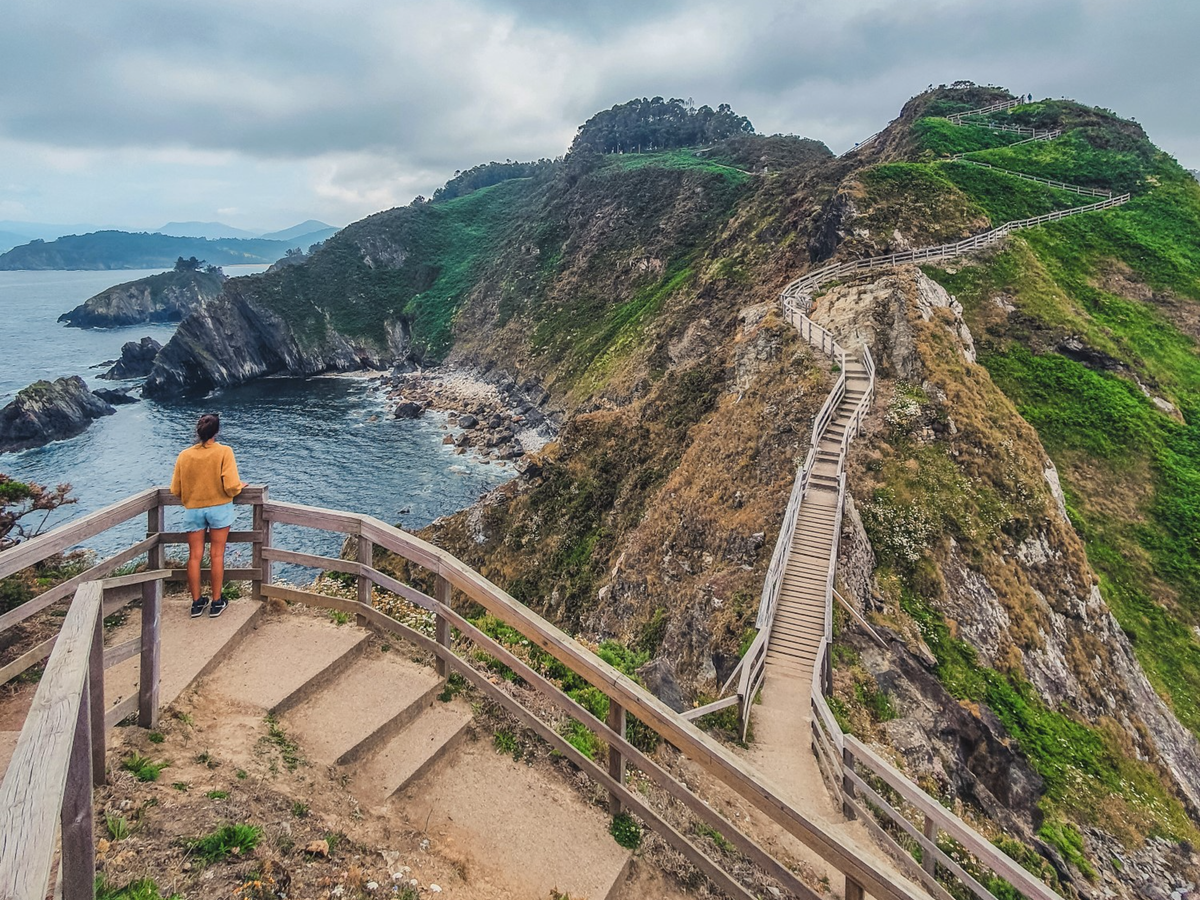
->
<box><xmin>368</xmin><ymin>367</ymin><xmax>560</xmax><ymax>468</ymax></box>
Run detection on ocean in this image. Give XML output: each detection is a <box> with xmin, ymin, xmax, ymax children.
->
<box><xmin>0</xmin><ymin>267</ymin><xmax>511</xmax><ymax>569</ymax></box>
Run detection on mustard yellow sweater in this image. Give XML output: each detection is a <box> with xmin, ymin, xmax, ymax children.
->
<box><xmin>170</xmin><ymin>442</ymin><xmax>243</xmax><ymax>508</ymax></box>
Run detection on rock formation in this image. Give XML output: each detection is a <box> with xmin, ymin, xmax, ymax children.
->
<box><xmin>58</xmin><ymin>268</ymin><xmax>225</xmax><ymax>328</ymax></box>
<box><xmin>99</xmin><ymin>336</ymin><xmax>162</xmax><ymax>380</ymax></box>
<box><xmin>0</xmin><ymin>376</ymin><xmax>115</xmax><ymax>453</ymax></box>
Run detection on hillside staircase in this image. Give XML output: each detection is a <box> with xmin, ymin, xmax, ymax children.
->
<box><xmin>0</xmin><ymin>94</ymin><xmax>1140</xmax><ymax>900</ymax></box>
<box><xmin>723</xmin><ymin>94</ymin><xmax>1136</xmax><ymax>900</ymax></box>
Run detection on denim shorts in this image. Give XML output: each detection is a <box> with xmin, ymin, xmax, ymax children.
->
<box><xmin>181</xmin><ymin>501</ymin><xmax>236</xmax><ymax>532</ymax></box>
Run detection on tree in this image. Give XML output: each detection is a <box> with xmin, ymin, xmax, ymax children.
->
<box><xmin>285</xmin><ymin>247</ymin><xmax>304</xmax><ymax>258</ymax></box>
<box><xmin>570</xmin><ymin>97</ymin><xmax>754</xmax><ymax>155</ymax></box>
<box><xmin>174</xmin><ymin>256</ymin><xmax>204</xmax><ymax>272</ymax></box>
<box><xmin>0</xmin><ymin>474</ymin><xmax>75</xmax><ymax>551</ymax></box>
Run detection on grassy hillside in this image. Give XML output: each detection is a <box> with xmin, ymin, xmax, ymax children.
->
<box><xmin>835</xmin><ymin>91</ymin><xmax>1200</xmax><ymax>861</ymax></box>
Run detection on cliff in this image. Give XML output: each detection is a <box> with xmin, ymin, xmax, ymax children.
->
<box><xmin>59</xmin><ymin>268</ymin><xmax>225</xmax><ymax>328</ymax></box>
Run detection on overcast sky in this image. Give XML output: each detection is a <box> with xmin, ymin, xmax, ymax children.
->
<box><xmin>1</xmin><ymin>0</ymin><xmax>1195</xmax><ymax>234</ymax></box>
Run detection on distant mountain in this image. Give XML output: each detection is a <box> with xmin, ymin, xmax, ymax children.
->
<box><xmin>0</xmin><ymin>231</ymin><xmax>296</xmax><ymax>270</ymax></box>
<box><xmin>0</xmin><ymin>220</ymin><xmax>107</xmax><ymax>242</ymax></box>
<box><xmin>156</xmin><ymin>221</ymin><xmax>259</xmax><ymax>240</ymax></box>
<box><xmin>260</xmin><ymin>220</ymin><xmax>338</xmax><ymax>242</ymax></box>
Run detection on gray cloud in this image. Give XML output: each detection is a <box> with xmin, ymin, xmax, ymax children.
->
<box><xmin>0</xmin><ymin>0</ymin><xmax>1195</xmax><ymax>229</ymax></box>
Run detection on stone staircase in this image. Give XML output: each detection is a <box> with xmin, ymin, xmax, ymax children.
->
<box><xmin>1</xmin><ymin>597</ymin><xmax>637</xmax><ymax>899</ymax></box>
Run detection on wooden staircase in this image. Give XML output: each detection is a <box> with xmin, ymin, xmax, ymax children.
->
<box><xmin>763</xmin><ymin>358</ymin><xmax>868</xmax><ymax>682</ymax></box>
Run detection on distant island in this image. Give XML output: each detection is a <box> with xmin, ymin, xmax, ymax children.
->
<box><xmin>0</xmin><ymin>224</ymin><xmax>339</xmax><ymax>270</ymax></box>
<box><xmin>58</xmin><ymin>257</ymin><xmax>227</xmax><ymax>328</ymax></box>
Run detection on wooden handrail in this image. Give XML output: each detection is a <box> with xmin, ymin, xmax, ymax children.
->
<box><xmin>0</xmin><ymin>488</ymin><xmax>159</xmax><ymax>581</ymax></box>
<box><xmin>0</xmin><ymin>581</ymin><xmax>104</xmax><ymax>900</ymax></box>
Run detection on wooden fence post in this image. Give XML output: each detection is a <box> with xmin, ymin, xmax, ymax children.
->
<box><xmin>146</xmin><ymin>501</ymin><xmax>165</xmax><ymax>570</ymax></box>
<box><xmin>841</xmin><ymin>745</ymin><xmax>857</xmax><ymax>821</ymax></box>
<box><xmin>356</xmin><ymin>535</ymin><xmax>374</xmax><ymax>628</ymax></box>
<box><xmin>923</xmin><ymin>813</ymin><xmax>938</xmax><ymax>876</ymax></box>
<box><xmin>607</xmin><ymin>701</ymin><xmax>626</xmax><ymax>816</ymax></box>
<box><xmin>251</xmin><ymin>487</ymin><xmax>269</xmax><ymax>601</ymax></box>
<box><xmin>844</xmin><ymin>876</ymin><xmax>865</xmax><ymax>900</ymax></box>
<box><xmin>434</xmin><ymin>575</ymin><xmax>451</xmax><ymax>678</ymax></box>
<box><xmin>138</xmin><ymin>574</ymin><xmax>162</xmax><ymax>729</ymax></box>
<box><xmin>60</xmin><ymin>674</ymin><xmax>96</xmax><ymax>900</ymax></box>
<box><xmin>89</xmin><ymin>612</ymin><xmax>105</xmax><ymax>786</ymax></box>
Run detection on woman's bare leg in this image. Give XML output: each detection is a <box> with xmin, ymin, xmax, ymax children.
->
<box><xmin>209</xmin><ymin>526</ymin><xmax>230</xmax><ymax>602</ymax></box>
<box><xmin>187</xmin><ymin>530</ymin><xmax>205</xmax><ymax>600</ymax></box>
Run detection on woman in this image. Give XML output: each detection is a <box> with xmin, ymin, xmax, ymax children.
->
<box><xmin>170</xmin><ymin>413</ymin><xmax>245</xmax><ymax>618</ymax></box>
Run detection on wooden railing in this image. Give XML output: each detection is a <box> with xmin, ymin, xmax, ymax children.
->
<box><xmin>780</xmin><ymin>191</ymin><xmax>1128</xmax><ymax>319</ymax></box>
<box><xmin>0</xmin><ymin>486</ymin><xmax>930</xmax><ymax>900</ymax></box>
<box><xmin>947</xmin><ymin>158</ymin><xmax>1113</xmax><ymax>197</ymax></box>
<box><xmin>946</xmin><ymin>98</ymin><xmax>1026</xmax><ymax>122</ymax></box>
<box><xmin>838</xmin><ymin>131</ymin><xmax>881</xmax><ymax>158</ymax></box>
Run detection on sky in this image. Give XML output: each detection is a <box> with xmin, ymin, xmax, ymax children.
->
<box><xmin>1</xmin><ymin>0</ymin><xmax>1196</xmax><ymax>234</ymax></box>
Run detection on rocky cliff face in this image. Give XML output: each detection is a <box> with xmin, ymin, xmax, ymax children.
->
<box><xmin>100</xmin><ymin>336</ymin><xmax>162</xmax><ymax>380</ymax></box>
<box><xmin>817</xmin><ymin>267</ymin><xmax>1200</xmax><ymax>892</ymax></box>
<box><xmin>0</xmin><ymin>376</ymin><xmax>115</xmax><ymax>453</ymax></box>
<box><xmin>58</xmin><ymin>269</ymin><xmax>225</xmax><ymax>328</ymax></box>
<box><xmin>142</xmin><ymin>281</ymin><xmax>404</xmax><ymax>397</ymax></box>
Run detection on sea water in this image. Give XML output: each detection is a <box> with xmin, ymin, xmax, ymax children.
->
<box><xmin>0</xmin><ymin>268</ymin><xmax>511</xmax><ymax>570</ymax></box>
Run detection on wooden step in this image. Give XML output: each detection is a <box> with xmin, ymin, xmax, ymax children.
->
<box><xmin>280</xmin><ymin>647</ymin><xmax>442</xmax><ymax>766</ymax></box>
<box><xmin>272</xmin><ymin>633</ymin><xmax>371</xmax><ymax>716</ymax></box>
<box><xmin>353</xmin><ymin>699</ymin><xmax>473</xmax><ymax>805</ymax></box>
<box><xmin>392</xmin><ymin>739</ymin><xmax>633</xmax><ymax>900</ymax></box>
<box><xmin>105</xmin><ymin>595</ymin><xmax>265</xmax><ymax>724</ymax></box>
<box><xmin>202</xmin><ymin>613</ymin><xmax>368</xmax><ymax>711</ymax></box>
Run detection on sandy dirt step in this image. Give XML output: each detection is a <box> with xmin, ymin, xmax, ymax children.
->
<box><xmin>105</xmin><ymin>595</ymin><xmax>261</xmax><ymax>721</ymax></box>
<box><xmin>201</xmin><ymin>612</ymin><xmax>366</xmax><ymax>710</ymax></box>
<box><xmin>281</xmin><ymin>646</ymin><xmax>441</xmax><ymax>766</ymax></box>
<box><xmin>394</xmin><ymin>739</ymin><xmax>631</xmax><ymax>900</ymax></box>
<box><xmin>351</xmin><ymin>699</ymin><xmax>472</xmax><ymax>806</ymax></box>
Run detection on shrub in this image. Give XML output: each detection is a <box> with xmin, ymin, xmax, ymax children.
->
<box><xmin>184</xmin><ymin>823</ymin><xmax>263</xmax><ymax>863</ymax></box>
<box><xmin>609</xmin><ymin>812</ymin><xmax>642</xmax><ymax>850</ymax></box>
<box><xmin>121</xmin><ymin>753</ymin><xmax>169</xmax><ymax>782</ymax></box>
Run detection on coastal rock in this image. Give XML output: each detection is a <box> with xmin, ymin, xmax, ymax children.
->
<box><xmin>143</xmin><ymin>283</ymin><xmax>399</xmax><ymax>397</ymax></box>
<box><xmin>100</xmin><ymin>336</ymin><xmax>162</xmax><ymax>380</ymax></box>
<box><xmin>393</xmin><ymin>401</ymin><xmax>424</xmax><ymax>419</ymax></box>
<box><xmin>92</xmin><ymin>388</ymin><xmax>139</xmax><ymax>405</ymax></box>
<box><xmin>0</xmin><ymin>376</ymin><xmax>115</xmax><ymax>453</ymax></box>
<box><xmin>457</xmin><ymin>414</ymin><xmax>479</xmax><ymax>429</ymax></box>
<box><xmin>58</xmin><ymin>268</ymin><xmax>224</xmax><ymax>328</ymax></box>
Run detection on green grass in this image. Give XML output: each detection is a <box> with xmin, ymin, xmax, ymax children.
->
<box><xmin>913</xmin><ymin>117</ymin><xmax>1027</xmax><ymax>156</ymax></box>
<box><xmin>184</xmin><ymin>823</ymin><xmax>262</xmax><ymax>863</ymax></box>
<box><xmin>559</xmin><ymin>718</ymin><xmax>603</xmax><ymax>760</ymax></box>
<box><xmin>600</xmin><ymin>149</ymin><xmax>752</xmax><ymax>183</ymax></box>
<box><xmin>966</xmin><ymin>131</ymin><xmax>1160</xmax><ymax>195</ymax></box>
<box><xmin>95</xmin><ymin>876</ymin><xmax>179</xmax><ymax>900</ymax></box>
<box><xmin>262</xmin><ymin>713</ymin><xmax>303</xmax><ymax>770</ymax></box>
<box><xmin>938</xmin><ymin>161</ymin><xmax>1092</xmax><ymax>224</ymax></box>
<box><xmin>206</xmin><ymin>789</ymin><xmax>230</xmax><ymax>800</ymax></box>
<box><xmin>609</xmin><ymin>811</ymin><xmax>642</xmax><ymax>849</ymax></box>
<box><xmin>121</xmin><ymin>752</ymin><xmax>169</xmax><ymax>782</ymax></box>
<box><xmin>105</xmin><ymin>813</ymin><xmax>131</xmax><ymax>841</ymax></box>
<box><xmin>1038</xmin><ymin>820</ymin><xmax>1097</xmax><ymax>878</ymax></box>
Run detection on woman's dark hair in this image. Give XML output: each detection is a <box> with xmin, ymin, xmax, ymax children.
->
<box><xmin>196</xmin><ymin>413</ymin><xmax>220</xmax><ymax>443</ymax></box>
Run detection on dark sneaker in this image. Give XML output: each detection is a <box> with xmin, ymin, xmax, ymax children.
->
<box><xmin>190</xmin><ymin>597</ymin><xmax>210</xmax><ymax>618</ymax></box>
<box><xmin>209</xmin><ymin>597</ymin><xmax>229</xmax><ymax>618</ymax></box>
